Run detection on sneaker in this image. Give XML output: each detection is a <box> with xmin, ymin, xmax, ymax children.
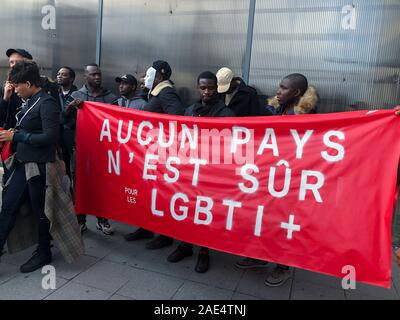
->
<box><xmin>195</xmin><ymin>250</ymin><xmax>210</xmax><ymax>273</ymax></box>
<box><xmin>20</xmin><ymin>250</ymin><xmax>52</xmax><ymax>273</ymax></box>
<box><xmin>96</xmin><ymin>218</ymin><xmax>114</xmax><ymax>235</ymax></box>
<box><xmin>167</xmin><ymin>245</ymin><xmax>193</xmax><ymax>263</ymax></box>
<box><xmin>235</xmin><ymin>257</ymin><xmax>268</xmax><ymax>269</ymax></box>
<box><xmin>145</xmin><ymin>235</ymin><xmax>173</xmax><ymax>250</ymax></box>
<box><xmin>79</xmin><ymin>221</ymin><xmax>88</xmax><ymax>234</ymax></box>
<box><xmin>124</xmin><ymin>228</ymin><xmax>154</xmax><ymax>241</ymax></box>
<box><xmin>264</xmin><ymin>266</ymin><xmax>292</xmax><ymax>287</ymax></box>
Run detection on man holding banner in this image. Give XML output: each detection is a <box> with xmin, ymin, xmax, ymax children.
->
<box><xmin>76</xmin><ymin>75</ymin><xmax>400</xmax><ymax>288</ymax></box>
<box><xmin>123</xmin><ymin>60</ymin><xmax>185</xmax><ymax>250</ymax></box>
<box><xmin>234</xmin><ymin>73</ymin><xmax>319</xmax><ymax>287</ymax></box>
<box><xmin>166</xmin><ymin>71</ymin><xmax>235</xmax><ymax>273</ymax></box>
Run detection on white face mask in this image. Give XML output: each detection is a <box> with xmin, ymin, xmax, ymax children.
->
<box><xmin>144</xmin><ymin>67</ymin><xmax>157</xmax><ymax>90</ymax></box>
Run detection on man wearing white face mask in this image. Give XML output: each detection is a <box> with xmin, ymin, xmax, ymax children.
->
<box><xmin>124</xmin><ymin>60</ymin><xmax>184</xmax><ymax>250</ymax></box>
<box><xmin>143</xmin><ymin>60</ymin><xmax>184</xmax><ymax>115</ymax></box>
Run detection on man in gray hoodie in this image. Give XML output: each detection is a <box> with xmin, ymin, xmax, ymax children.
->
<box><xmin>68</xmin><ymin>63</ymin><xmax>117</xmax><ymax>235</ymax></box>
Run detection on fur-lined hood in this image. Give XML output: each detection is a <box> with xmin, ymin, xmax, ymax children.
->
<box><xmin>268</xmin><ymin>85</ymin><xmax>319</xmax><ymax>114</ymax></box>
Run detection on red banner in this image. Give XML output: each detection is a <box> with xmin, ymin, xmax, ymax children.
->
<box><xmin>76</xmin><ymin>102</ymin><xmax>400</xmax><ymax>288</ymax></box>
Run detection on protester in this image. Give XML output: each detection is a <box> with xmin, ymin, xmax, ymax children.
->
<box><xmin>0</xmin><ymin>61</ymin><xmax>83</xmax><ymax>272</ymax></box>
<box><xmin>124</xmin><ymin>60</ymin><xmax>184</xmax><ymax>250</ymax></box>
<box><xmin>0</xmin><ymin>50</ymin><xmax>61</xmax><ymax>239</ymax></box>
<box><xmin>166</xmin><ymin>71</ymin><xmax>234</xmax><ymax>273</ymax></box>
<box><xmin>68</xmin><ymin>63</ymin><xmax>118</xmax><ymax>235</ymax></box>
<box><xmin>216</xmin><ymin>67</ymin><xmax>261</xmax><ymax>116</ymax></box>
<box><xmin>143</xmin><ymin>60</ymin><xmax>185</xmax><ymax>115</ymax></box>
<box><xmin>235</xmin><ymin>73</ymin><xmax>318</xmax><ymax>286</ymax></box>
<box><xmin>138</xmin><ymin>74</ymin><xmax>149</xmax><ymax>102</ymax></box>
<box><xmin>57</xmin><ymin>66</ymin><xmax>77</xmax><ymax>180</ymax></box>
<box><xmin>1</xmin><ymin>48</ymin><xmax>59</xmax><ymax>130</ymax></box>
<box><xmin>268</xmin><ymin>73</ymin><xmax>318</xmax><ymax>286</ymax></box>
<box><xmin>115</xmin><ymin>74</ymin><xmax>147</xmax><ymax>110</ymax></box>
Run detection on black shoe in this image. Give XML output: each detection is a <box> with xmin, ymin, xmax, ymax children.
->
<box><xmin>124</xmin><ymin>228</ymin><xmax>154</xmax><ymax>241</ymax></box>
<box><xmin>79</xmin><ymin>221</ymin><xmax>88</xmax><ymax>234</ymax></box>
<box><xmin>195</xmin><ymin>251</ymin><xmax>209</xmax><ymax>273</ymax></box>
<box><xmin>167</xmin><ymin>246</ymin><xmax>193</xmax><ymax>263</ymax></box>
<box><xmin>145</xmin><ymin>235</ymin><xmax>173</xmax><ymax>250</ymax></box>
<box><xmin>20</xmin><ymin>250</ymin><xmax>52</xmax><ymax>273</ymax></box>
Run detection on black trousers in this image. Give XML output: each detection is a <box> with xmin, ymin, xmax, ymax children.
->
<box><xmin>0</xmin><ymin>162</ymin><xmax>50</xmax><ymax>253</ymax></box>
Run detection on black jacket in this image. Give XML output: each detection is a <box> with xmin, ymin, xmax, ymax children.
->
<box><xmin>144</xmin><ymin>81</ymin><xmax>184</xmax><ymax>115</ymax></box>
<box><xmin>59</xmin><ymin>85</ymin><xmax>78</xmax><ymax>130</ymax></box>
<box><xmin>185</xmin><ymin>99</ymin><xmax>235</xmax><ymax>117</ymax></box>
<box><xmin>13</xmin><ymin>90</ymin><xmax>60</xmax><ymax>163</ymax></box>
<box><xmin>0</xmin><ymin>76</ymin><xmax>60</xmax><ymax>129</ymax></box>
<box><xmin>226</xmin><ymin>78</ymin><xmax>261</xmax><ymax>116</ymax></box>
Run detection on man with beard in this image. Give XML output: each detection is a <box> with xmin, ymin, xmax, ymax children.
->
<box><xmin>68</xmin><ymin>63</ymin><xmax>117</xmax><ymax>235</ymax></box>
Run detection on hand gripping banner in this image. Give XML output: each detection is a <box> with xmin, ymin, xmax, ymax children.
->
<box><xmin>76</xmin><ymin>102</ymin><xmax>400</xmax><ymax>287</ymax></box>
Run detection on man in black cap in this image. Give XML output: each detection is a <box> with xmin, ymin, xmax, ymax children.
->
<box><xmin>143</xmin><ymin>60</ymin><xmax>184</xmax><ymax>115</ymax></box>
<box><xmin>1</xmin><ymin>48</ymin><xmax>59</xmax><ymax>130</ymax></box>
<box><xmin>124</xmin><ymin>60</ymin><xmax>184</xmax><ymax>250</ymax></box>
<box><xmin>115</xmin><ymin>74</ymin><xmax>146</xmax><ymax>110</ymax></box>
<box><xmin>6</xmin><ymin>48</ymin><xmax>33</xmax><ymax>68</ymax></box>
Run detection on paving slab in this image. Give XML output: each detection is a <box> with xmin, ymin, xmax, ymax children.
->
<box><xmin>45</xmin><ymin>281</ymin><xmax>113</xmax><ymax>300</ymax></box>
<box><xmin>172</xmin><ymin>281</ymin><xmax>233</xmax><ymax>300</ymax></box>
<box><xmin>235</xmin><ymin>266</ymin><xmax>292</xmax><ymax>300</ymax></box>
<box><xmin>186</xmin><ymin>250</ymin><xmax>244</xmax><ymax>291</ymax></box>
<box><xmin>0</xmin><ymin>262</ymin><xmax>19</xmax><ymax>285</ymax></box>
<box><xmin>0</xmin><ymin>270</ymin><xmax>68</xmax><ymax>300</ymax></box>
<box><xmin>291</xmin><ymin>280</ymin><xmax>346</xmax><ymax>300</ymax></box>
<box><xmin>72</xmin><ymin>260</ymin><xmax>134</xmax><ymax>293</ymax></box>
<box><xmin>345</xmin><ymin>281</ymin><xmax>399</xmax><ymax>300</ymax></box>
<box><xmin>51</xmin><ymin>253</ymin><xmax>100</xmax><ymax>281</ymax></box>
<box><xmin>116</xmin><ymin>269</ymin><xmax>184</xmax><ymax>300</ymax></box>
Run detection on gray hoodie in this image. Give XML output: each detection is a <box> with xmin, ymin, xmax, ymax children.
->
<box><xmin>71</xmin><ymin>85</ymin><xmax>118</xmax><ymax>104</ymax></box>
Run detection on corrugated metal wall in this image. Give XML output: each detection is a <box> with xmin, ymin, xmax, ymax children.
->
<box><xmin>0</xmin><ymin>0</ymin><xmax>98</xmax><ymax>88</ymax></box>
<box><xmin>100</xmin><ymin>0</ymin><xmax>249</xmax><ymax>103</ymax></box>
<box><xmin>0</xmin><ymin>0</ymin><xmax>399</xmax><ymax>108</ymax></box>
<box><xmin>249</xmin><ymin>0</ymin><xmax>400</xmax><ymax>113</ymax></box>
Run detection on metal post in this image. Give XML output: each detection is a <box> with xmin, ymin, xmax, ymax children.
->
<box><xmin>95</xmin><ymin>0</ymin><xmax>103</xmax><ymax>66</ymax></box>
<box><xmin>243</xmin><ymin>0</ymin><xmax>256</xmax><ymax>84</ymax></box>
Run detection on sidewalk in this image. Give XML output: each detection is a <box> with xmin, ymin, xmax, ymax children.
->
<box><xmin>0</xmin><ymin>216</ymin><xmax>399</xmax><ymax>300</ymax></box>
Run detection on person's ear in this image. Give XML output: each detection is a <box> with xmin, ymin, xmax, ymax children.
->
<box><xmin>26</xmin><ymin>81</ymin><xmax>32</xmax><ymax>88</ymax></box>
<box><xmin>294</xmin><ymin>89</ymin><xmax>301</xmax><ymax>97</ymax></box>
<box><xmin>156</xmin><ymin>72</ymin><xmax>163</xmax><ymax>82</ymax></box>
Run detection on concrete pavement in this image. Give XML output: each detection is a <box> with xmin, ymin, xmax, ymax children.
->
<box><xmin>0</xmin><ymin>216</ymin><xmax>399</xmax><ymax>300</ymax></box>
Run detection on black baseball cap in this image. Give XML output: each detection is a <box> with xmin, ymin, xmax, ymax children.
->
<box><xmin>152</xmin><ymin>60</ymin><xmax>172</xmax><ymax>79</ymax></box>
<box><xmin>115</xmin><ymin>74</ymin><xmax>138</xmax><ymax>86</ymax></box>
<box><xmin>6</xmin><ymin>48</ymin><xmax>33</xmax><ymax>60</ymax></box>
